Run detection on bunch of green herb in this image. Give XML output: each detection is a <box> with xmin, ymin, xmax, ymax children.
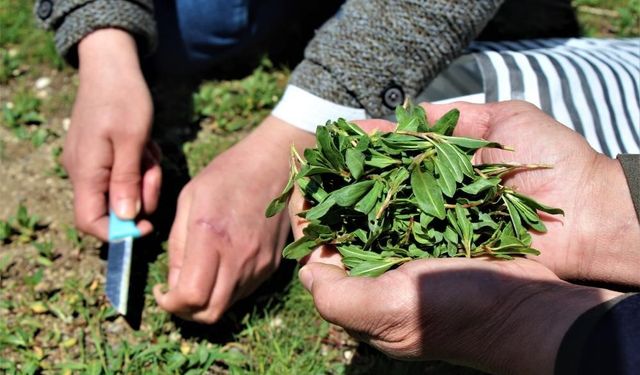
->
<box><xmin>266</xmin><ymin>102</ymin><xmax>563</xmax><ymax>277</ymax></box>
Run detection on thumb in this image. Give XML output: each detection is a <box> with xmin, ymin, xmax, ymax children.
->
<box><xmin>110</xmin><ymin>139</ymin><xmax>144</xmax><ymax>219</ymax></box>
<box><xmin>299</xmin><ymin>262</ymin><xmax>347</xmax><ymax>292</ymax></box>
<box><xmin>299</xmin><ymin>263</ymin><xmax>376</xmax><ymax>327</ymax></box>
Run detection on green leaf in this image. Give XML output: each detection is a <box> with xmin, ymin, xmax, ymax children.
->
<box><xmin>345</xmin><ymin>149</ymin><xmax>365</xmax><ymax>180</ymax></box>
<box><xmin>365</xmin><ymin>150</ymin><xmax>400</xmax><ymax>168</ymax></box>
<box><xmin>411</xmin><ymin>167</ymin><xmax>445</xmax><ymax>219</ymax></box>
<box><xmin>438</xmin><ymin>141</ymin><xmax>474</xmax><ymax>178</ymax></box>
<box><xmin>305</xmin><ymin>196</ymin><xmax>336</xmax><ymax>221</ymax></box>
<box><xmin>430</xmin><ymin>108</ymin><xmax>459</xmax><ymax>135</ymax></box>
<box><xmin>434</xmin><ymin>155</ymin><xmax>456</xmax><ymax>198</ymax></box>
<box><xmin>332</xmin><ymin>180</ymin><xmax>375</xmax><ymax>207</ymax></box>
<box><xmin>432</xmin><ymin>142</ymin><xmax>464</xmax><ymax>182</ymax></box>
<box><xmin>349</xmin><ymin>258</ymin><xmax>403</xmax><ymax>277</ymax></box>
<box><xmin>396</xmin><ymin>104</ymin><xmax>427</xmax><ymax>132</ymax></box>
<box><xmin>461</xmin><ymin>177</ymin><xmax>501</xmax><ymax>195</ymax></box>
<box><xmin>503</xmin><ymin>196</ymin><xmax>523</xmax><ymax>238</ymax></box>
<box><xmin>316</xmin><ymin>126</ymin><xmax>345</xmax><ymax>170</ymax></box>
<box><xmin>355</xmin><ymin>181</ymin><xmax>384</xmax><ymax>214</ymax></box>
<box><xmin>282</xmin><ymin>236</ymin><xmax>317</xmax><ymax>260</ymax></box>
<box><xmin>455</xmin><ymin>204</ymin><xmax>474</xmax><ymax>257</ymax></box>
<box><xmin>337</xmin><ymin>245</ymin><xmax>384</xmax><ymax>261</ymax></box>
<box><xmin>440</xmin><ymin>135</ymin><xmax>506</xmax><ymax>150</ymax></box>
<box><xmin>265</xmin><ymin>162</ymin><xmax>297</xmax><ymax>217</ymax></box>
<box><xmin>509</xmin><ymin>191</ymin><xmax>564</xmax><ymax>216</ymax></box>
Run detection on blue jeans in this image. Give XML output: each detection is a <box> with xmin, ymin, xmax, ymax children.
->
<box><xmin>151</xmin><ymin>0</ymin><xmax>343</xmax><ymax>77</ymax></box>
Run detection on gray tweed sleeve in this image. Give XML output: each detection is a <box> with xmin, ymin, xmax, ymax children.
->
<box><xmin>289</xmin><ymin>0</ymin><xmax>504</xmax><ymax>117</ymax></box>
<box><xmin>34</xmin><ymin>0</ymin><xmax>156</xmax><ymax>67</ymax></box>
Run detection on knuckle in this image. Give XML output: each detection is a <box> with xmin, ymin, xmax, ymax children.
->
<box><xmin>179</xmin><ymin>289</ymin><xmax>210</xmax><ymax>309</ymax></box>
<box><xmin>194</xmin><ymin>310</ymin><xmax>223</xmax><ymax>325</ymax></box>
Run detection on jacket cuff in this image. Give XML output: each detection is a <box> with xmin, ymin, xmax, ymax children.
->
<box><xmin>271</xmin><ymin>85</ymin><xmax>366</xmax><ymax>133</ymax></box>
<box><xmin>35</xmin><ymin>0</ymin><xmax>156</xmax><ymax>67</ymax></box>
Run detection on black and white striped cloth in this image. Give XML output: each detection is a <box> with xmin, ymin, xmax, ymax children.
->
<box><xmin>469</xmin><ymin>38</ymin><xmax>640</xmax><ymax>156</ymax></box>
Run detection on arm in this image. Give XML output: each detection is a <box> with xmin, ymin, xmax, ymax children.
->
<box><xmin>34</xmin><ymin>0</ymin><xmax>156</xmax><ymax>66</ymax></box>
<box><xmin>288</xmin><ymin>0</ymin><xmax>504</xmax><ymax>118</ymax></box>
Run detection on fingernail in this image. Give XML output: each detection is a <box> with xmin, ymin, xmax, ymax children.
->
<box><xmin>299</xmin><ymin>266</ymin><xmax>314</xmax><ymax>292</ymax></box>
<box><xmin>116</xmin><ymin>198</ymin><xmax>139</xmax><ymax>219</ymax></box>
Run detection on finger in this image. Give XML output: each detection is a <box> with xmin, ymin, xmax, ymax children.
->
<box><xmin>165</xmin><ymin>190</ymin><xmax>192</xmax><ymax>289</ymax></box>
<box><xmin>109</xmin><ymin>139</ymin><xmax>144</xmax><ymax>219</ymax></box>
<box><xmin>299</xmin><ymin>263</ymin><xmax>376</xmax><ymax>328</ymax></box>
<box><xmin>141</xmin><ymin>147</ymin><xmax>162</xmax><ymax>215</ymax></box>
<box><xmin>419</xmin><ymin>101</ymin><xmax>492</xmax><ymax>139</ymax></box>
<box><xmin>157</xmin><ymin>211</ymin><xmax>221</xmax><ymax>314</ymax></box>
<box><xmin>68</xmin><ymin>141</ymin><xmax>112</xmax><ymax>240</ymax></box>
<box><xmin>72</xmin><ymin>183</ymin><xmax>110</xmax><ymax>240</ymax></box>
<box><xmin>288</xmin><ymin>185</ymin><xmax>309</xmax><ymax>241</ymax></box>
<box><xmin>189</xmin><ymin>260</ymin><xmax>235</xmax><ymax>323</ymax></box>
<box><xmin>302</xmin><ymin>245</ymin><xmax>343</xmax><ymax>268</ymax></box>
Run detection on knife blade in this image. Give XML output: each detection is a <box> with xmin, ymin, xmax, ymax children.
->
<box><xmin>106</xmin><ymin>211</ymin><xmax>141</xmax><ymax>315</ymax></box>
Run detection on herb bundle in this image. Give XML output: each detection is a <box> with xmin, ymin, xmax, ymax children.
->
<box><xmin>266</xmin><ymin>102</ymin><xmax>563</xmax><ymax>277</ymax></box>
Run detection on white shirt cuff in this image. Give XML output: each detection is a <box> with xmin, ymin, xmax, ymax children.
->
<box><xmin>271</xmin><ymin>85</ymin><xmax>367</xmax><ymax>133</ymax></box>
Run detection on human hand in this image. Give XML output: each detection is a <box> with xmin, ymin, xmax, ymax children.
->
<box><xmin>297</xmin><ymin>257</ymin><xmax>621</xmax><ymax>375</ymax></box>
<box><xmin>418</xmin><ymin>101</ymin><xmax>640</xmax><ymax>286</ymax></box>
<box><xmin>63</xmin><ymin>29</ymin><xmax>161</xmax><ymax>240</ymax></box>
<box><xmin>153</xmin><ymin>116</ymin><xmax>316</xmax><ymax>323</ymax></box>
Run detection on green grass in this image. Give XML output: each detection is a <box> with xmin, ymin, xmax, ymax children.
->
<box><xmin>0</xmin><ymin>0</ymin><xmax>637</xmax><ymax>374</ymax></box>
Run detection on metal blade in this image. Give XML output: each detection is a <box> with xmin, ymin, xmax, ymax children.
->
<box><xmin>105</xmin><ymin>237</ymin><xmax>133</xmax><ymax>315</ymax></box>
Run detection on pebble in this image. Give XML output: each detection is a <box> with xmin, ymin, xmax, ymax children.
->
<box><xmin>62</xmin><ymin>118</ymin><xmax>71</xmax><ymax>131</ymax></box>
<box><xmin>35</xmin><ymin>77</ymin><xmax>51</xmax><ymax>90</ymax></box>
<box><xmin>343</xmin><ymin>350</ymin><xmax>354</xmax><ymax>362</ymax></box>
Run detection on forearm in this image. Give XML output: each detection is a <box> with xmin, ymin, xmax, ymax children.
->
<box><xmin>35</xmin><ymin>0</ymin><xmax>156</xmax><ymax>66</ymax></box>
<box><xmin>578</xmin><ymin>156</ymin><xmax>640</xmax><ymax>286</ymax></box>
<box><xmin>289</xmin><ymin>0</ymin><xmax>504</xmax><ymax>117</ymax></box>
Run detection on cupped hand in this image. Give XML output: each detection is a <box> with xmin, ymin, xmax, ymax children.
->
<box><xmin>298</xmin><ymin>257</ymin><xmax>620</xmax><ymax>375</ymax></box>
<box><xmin>420</xmin><ymin>101</ymin><xmax>640</xmax><ymax>286</ymax></box>
<box><xmin>153</xmin><ymin>116</ymin><xmax>316</xmax><ymax>323</ymax></box>
<box><xmin>63</xmin><ymin>29</ymin><xmax>161</xmax><ymax>240</ymax></box>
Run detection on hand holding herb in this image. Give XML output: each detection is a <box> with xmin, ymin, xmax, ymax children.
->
<box><xmin>268</xmin><ymin>100</ymin><xmax>565</xmax><ymax>276</ymax></box>
<box><xmin>282</xmin><ymin>101</ymin><xmax>640</xmax><ymax>286</ymax></box>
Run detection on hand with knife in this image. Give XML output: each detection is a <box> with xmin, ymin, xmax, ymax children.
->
<box><xmin>64</xmin><ymin>29</ymin><xmax>161</xmax><ymax>240</ymax></box>
<box><xmin>67</xmin><ymin>28</ymin><xmax>317</xmax><ymax>322</ymax></box>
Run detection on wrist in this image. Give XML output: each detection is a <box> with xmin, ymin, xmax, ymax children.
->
<box><xmin>78</xmin><ymin>28</ymin><xmax>141</xmax><ymax>77</ymax></box>
<box><xmin>577</xmin><ymin>155</ymin><xmax>640</xmax><ymax>286</ymax></box>
<box><xmin>486</xmin><ymin>282</ymin><xmax>622</xmax><ymax>375</ymax></box>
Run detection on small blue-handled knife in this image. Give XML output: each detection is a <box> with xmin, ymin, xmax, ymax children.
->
<box><xmin>106</xmin><ymin>211</ymin><xmax>141</xmax><ymax>315</ymax></box>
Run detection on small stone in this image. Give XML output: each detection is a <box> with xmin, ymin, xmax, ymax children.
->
<box><xmin>180</xmin><ymin>341</ymin><xmax>191</xmax><ymax>355</ymax></box>
<box><xmin>343</xmin><ymin>349</ymin><xmax>354</xmax><ymax>362</ymax></box>
<box><xmin>269</xmin><ymin>316</ymin><xmax>283</xmax><ymax>329</ymax></box>
<box><xmin>30</xmin><ymin>301</ymin><xmax>48</xmax><ymax>314</ymax></box>
<box><xmin>62</xmin><ymin>118</ymin><xmax>71</xmax><ymax>131</ymax></box>
<box><xmin>35</xmin><ymin>77</ymin><xmax>51</xmax><ymax>90</ymax></box>
<box><xmin>62</xmin><ymin>337</ymin><xmax>77</xmax><ymax>348</ymax></box>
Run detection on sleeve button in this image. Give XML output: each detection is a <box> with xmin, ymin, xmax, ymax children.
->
<box><xmin>382</xmin><ymin>85</ymin><xmax>405</xmax><ymax>109</ymax></box>
<box><xmin>37</xmin><ymin>0</ymin><xmax>53</xmax><ymax>20</ymax></box>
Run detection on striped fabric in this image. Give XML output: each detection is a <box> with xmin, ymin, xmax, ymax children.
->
<box><xmin>468</xmin><ymin>38</ymin><xmax>640</xmax><ymax>156</ymax></box>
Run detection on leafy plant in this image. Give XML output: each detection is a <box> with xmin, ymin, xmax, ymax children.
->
<box><xmin>1</xmin><ymin>90</ymin><xmax>52</xmax><ymax>147</ymax></box>
<box><xmin>0</xmin><ymin>48</ymin><xmax>22</xmax><ymax>83</ymax></box>
<box><xmin>1</xmin><ymin>203</ymin><xmax>43</xmax><ymax>244</ymax></box>
<box><xmin>268</xmin><ymin>102</ymin><xmax>563</xmax><ymax>276</ymax></box>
